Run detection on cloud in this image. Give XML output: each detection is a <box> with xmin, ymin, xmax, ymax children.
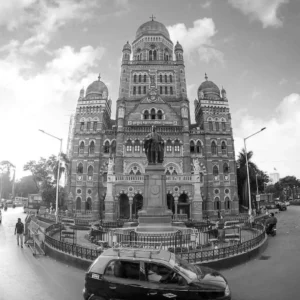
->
<box><xmin>0</xmin><ymin>44</ymin><xmax>105</xmax><ymax>178</ymax></box>
<box><xmin>167</xmin><ymin>18</ymin><xmax>224</xmax><ymax>65</ymax></box>
<box><xmin>251</xmin><ymin>87</ymin><xmax>262</xmax><ymax>99</ymax></box>
<box><xmin>279</xmin><ymin>78</ymin><xmax>287</xmax><ymax>85</ymax></box>
<box><xmin>228</xmin><ymin>0</ymin><xmax>288</xmax><ymax>28</ymax></box>
<box><xmin>232</xmin><ymin>93</ymin><xmax>300</xmax><ymax>178</ymax></box>
<box><xmin>201</xmin><ymin>1</ymin><xmax>212</xmax><ymax>9</ymax></box>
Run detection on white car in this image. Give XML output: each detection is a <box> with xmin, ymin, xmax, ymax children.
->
<box><xmin>285</xmin><ymin>201</ymin><xmax>290</xmax><ymax>206</ymax></box>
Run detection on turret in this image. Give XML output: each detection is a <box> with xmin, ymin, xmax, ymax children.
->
<box><xmin>122</xmin><ymin>41</ymin><xmax>131</xmax><ymax>64</ymax></box>
<box><xmin>175</xmin><ymin>41</ymin><xmax>184</xmax><ymax>62</ymax></box>
<box><xmin>221</xmin><ymin>87</ymin><xmax>227</xmax><ymax>100</ymax></box>
<box><xmin>79</xmin><ymin>87</ymin><xmax>84</xmax><ymax>99</ymax></box>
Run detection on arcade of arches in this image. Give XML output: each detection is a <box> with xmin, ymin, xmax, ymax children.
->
<box><xmin>117</xmin><ymin>193</ymin><xmax>191</xmax><ymax>219</ymax></box>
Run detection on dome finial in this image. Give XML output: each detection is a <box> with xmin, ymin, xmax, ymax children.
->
<box><xmin>205</xmin><ymin>73</ymin><xmax>208</xmax><ymax>81</ymax></box>
<box><xmin>149</xmin><ymin>14</ymin><xmax>156</xmax><ymax>21</ymax></box>
<box><xmin>98</xmin><ymin>73</ymin><xmax>101</xmax><ymax>81</ymax></box>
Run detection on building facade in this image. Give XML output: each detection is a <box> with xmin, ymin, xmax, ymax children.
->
<box><xmin>66</xmin><ymin>19</ymin><xmax>239</xmax><ymax>220</ymax></box>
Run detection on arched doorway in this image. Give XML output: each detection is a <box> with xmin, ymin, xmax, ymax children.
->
<box><xmin>132</xmin><ymin>194</ymin><xmax>143</xmax><ymax>219</ymax></box>
<box><xmin>86</xmin><ymin>197</ymin><xmax>92</xmax><ymax>211</ymax></box>
<box><xmin>119</xmin><ymin>194</ymin><xmax>130</xmax><ymax>219</ymax></box>
<box><xmin>76</xmin><ymin>197</ymin><xmax>81</xmax><ymax>210</ymax></box>
<box><xmin>167</xmin><ymin>194</ymin><xmax>175</xmax><ymax>214</ymax></box>
<box><xmin>178</xmin><ymin>194</ymin><xmax>190</xmax><ymax>219</ymax></box>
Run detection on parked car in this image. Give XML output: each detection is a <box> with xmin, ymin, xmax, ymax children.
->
<box><xmin>284</xmin><ymin>201</ymin><xmax>290</xmax><ymax>206</ymax></box>
<box><xmin>83</xmin><ymin>245</ymin><xmax>231</xmax><ymax>300</ymax></box>
<box><xmin>276</xmin><ymin>202</ymin><xmax>287</xmax><ymax>211</ymax></box>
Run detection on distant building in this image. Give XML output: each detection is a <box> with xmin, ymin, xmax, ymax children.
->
<box><xmin>66</xmin><ymin>19</ymin><xmax>239</xmax><ymax>220</ymax></box>
<box><xmin>269</xmin><ymin>173</ymin><xmax>280</xmax><ymax>184</ymax></box>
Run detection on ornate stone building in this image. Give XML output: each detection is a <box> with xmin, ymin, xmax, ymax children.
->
<box><xmin>66</xmin><ymin>19</ymin><xmax>239</xmax><ymax>220</ymax></box>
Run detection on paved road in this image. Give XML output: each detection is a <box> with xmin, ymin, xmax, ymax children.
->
<box><xmin>1</xmin><ymin>206</ymin><xmax>299</xmax><ymax>300</ymax></box>
<box><xmin>0</xmin><ymin>207</ymin><xmax>84</xmax><ymax>300</ymax></box>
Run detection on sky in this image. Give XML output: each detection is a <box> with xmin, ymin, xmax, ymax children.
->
<box><xmin>0</xmin><ymin>0</ymin><xmax>299</xmax><ymax>180</ymax></box>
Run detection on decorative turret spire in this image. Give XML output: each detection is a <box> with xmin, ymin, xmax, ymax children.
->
<box><xmin>98</xmin><ymin>73</ymin><xmax>101</xmax><ymax>81</ymax></box>
<box><xmin>205</xmin><ymin>73</ymin><xmax>208</xmax><ymax>81</ymax></box>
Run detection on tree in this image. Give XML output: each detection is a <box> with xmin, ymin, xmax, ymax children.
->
<box><xmin>15</xmin><ymin>175</ymin><xmax>39</xmax><ymax>197</ymax></box>
<box><xmin>23</xmin><ymin>154</ymin><xmax>68</xmax><ymax>207</ymax></box>
<box><xmin>0</xmin><ymin>160</ymin><xmax>15</xmax><ymax>199</ymax></box>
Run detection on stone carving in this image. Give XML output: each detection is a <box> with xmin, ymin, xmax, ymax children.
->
<box><xmin>181</xmin><ymin>106</ymin><xmax>188</xmax><ymax>118</ymax></box>
<box><xmin>193</xmin><ymin>158</ymin><xmax>201</xmax><ymax>174</ymax></box>
<box><xmin>118</xmin><ymin>106</ymin><xmax>125</xmax><ymax>118</ymax></box>
<box><xmin>108</xmin><ymin>157</ymin><xmax>114</xmax><ymax>174</ymax></box>
<box><xmin>144</xmin><ymin>126</ymin><xmax>164</xmax><ymax>164</ymax></box>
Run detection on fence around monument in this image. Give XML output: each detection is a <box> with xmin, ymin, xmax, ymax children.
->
<box><xmin>43</xmin><ymin>222</ymin><xmax>265</xmax><ymax>263</ymax></box>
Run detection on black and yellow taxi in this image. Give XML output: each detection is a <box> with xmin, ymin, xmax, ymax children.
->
<box><xmin>83</xmin><ymin>244</ymin><xmax>231</xmax><ymax>300</ymax></box>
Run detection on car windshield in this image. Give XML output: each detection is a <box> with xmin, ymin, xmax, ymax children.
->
<box><xmin>170</xmin><ymin>255</ymin><xmax>202</xmax><ymax>280</ymax></box>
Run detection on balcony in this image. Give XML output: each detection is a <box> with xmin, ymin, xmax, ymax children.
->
<box><xmin>114</xmin><ymin>174</ymin><xmax>193</xmax><ymax>183</ymax></box>
<box><xmin>124</xmin><ymin>126</ymin><xmax>183</xmax><ymax>135</ymax></box>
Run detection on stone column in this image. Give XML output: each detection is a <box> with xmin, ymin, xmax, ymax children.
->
<box><xmin>174</xmin><ymin>197</ymin><xmax>178</xmax><ymax>219</ymax></box>
<box><xmin>104</xmin><ymin>175</ymin><xmax>116</xmax><ymax>221</ymax></box>
<box><xmin>129</xmin><ymin>197</ymin><xmax>133</xmax><ymax>220</ymax></box>
<box><xmin>191</xmin><ymin>174</ymin><xmax>203</xmax><ymax>220</ymax></box>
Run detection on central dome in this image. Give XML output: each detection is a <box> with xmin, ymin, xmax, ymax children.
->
<box><xmin>86</xmin><ymin>78</ymin><xmax>108</xmax><ymax>98</ymax></box>
<box><xmin>136</xmin><ymin>20</ymin><xmax>170</xmax><ymax>40</ymax></box>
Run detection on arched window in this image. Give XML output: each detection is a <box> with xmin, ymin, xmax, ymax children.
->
<box><xmin>213</xmin><ymin>165</ymin><xmax>219</xmax><ymax>181</ymax></box>
<box><xmin>144</xmin><ymin>110</ymin><xmax>149</xmax><ymax>119</ymax></box>
<box><xmin>169</xmin><ymin>75</ymin><xmax>172</xmax><ymax>83</ymax></box>
<box><xmin>93</xmin><ymin>121</ymin><xmax>97</xmax><ymax>131</ymax></box>
<box><xmin>164</xmin><ymin>74</ymin><xmax>167</xmax><ymax>83</ymax></box>
<box><xmin>157</xmin><ymin>110</ymin><xmax>163</xmax><ymax>120</ymax></box>
<box><xmin>86</xmin><ymin>197</ymin><xmax>92</xmax><ymax>211</ymax></box>
<box><xmin>151</xmin><ymin>108</ymin><xmax>156</xmax><ymax>120</ymax></box>
<box><xmin>211</xmin><ymin>141</ymin><xmax>217</xmax><ymax>155</ymax></box>
<box><xmin>149</xmin><ymin>50</ymin><xmax>153</xmax><ymax>61</ymax></box>
<box><xmin>80</xmin><ymin>122</ymin><xmax>84</xmax><ymax>131</ymax></box>
<box><xmin>160</xmin><ymin>86</ymin><xmax>163</xmax><ymax>94</ymax></box>
<box><xmin>214</xmin><ymin>197</ymin><xmax>221</xmax><ymax>210</ymax></box>
<box><xmin>164</xmin><ymin>53</ymin><xmax>169</xmax><ymax>61</ymax></box>
<box><xmin>79</xmin><ymin>141</ymin><xmax>84</xmax><ymax>154</ymax></box>
<box><xmin>77</xmin><ymin>163</ymin><xmax>83</xmax><ymax>174</ymax></box>
<box><xmin>139</xmin><ymin>74</ymin><xmax>142</xmax><ymax>83</ymax></box>
<box><xmin>126</xmin><ymin>140</ymin><xmax>132</xmax><ymax>152</ymax></box>
<box><xmin>190</xmin><ymin>141</ymin><xmax>195</xmax><ymax>153</ymax></box>
<box><xmin>160</xmin><ymin>74</ymin><xmax>163</xmax><ymax>83</ymax></box>
<box><xmin>138</xmin><ymin>86</ymin><xmax>141</xmax><ymax>94</ymax></box>
<box><xmin>225</xmin><ymin>197</ymin><xmax>230</xmax><ymax>210</ymax></box>
<box><xmin>174</xmin><ymin>140</ymin><xmax>180</xmax><ymax>153</ymax></box>
<box><xmin>153</xmin><ymin>50</ymin><xmax>157</xmax><ymax>60</ymax></box>
<box><xmin>111</xmin><ymin>140</ymin><xmax>116</xmax><ymax>155</ymax></box>
<box><xmin>134</xmin><ymin>75</ymin><xmax>137</xmax><ymax>83</ymax></box>
<box><xmin>200</xmin><ymin>172</ymin><xmax>204</xmax><ymax>183</ymax></box>
<box><xmin>166</xmin><ymin>140</ymin><xmax>172</xmax><ymax>152</ymax></box>
<box><xmin>104</xmin><ymin>141</ymin><xmax>110</xmax><ymax>153</ymax></box>
<box><xmin>143</xmin><ymin>86</ymin><xmax>146</xmax><ymax>94</ymax></box>
<box><xmin>222</xmin><ymin>122</ymin><xmax>226</xmax><ymax>131</ymax></box>
<box><xmin>144</xmin><ymin>74</ymin><xmax>147</xmax><ymax>82</ymax></box>
<box><xmin>102</xmin><ymin>172</ymin><xmax>107</xmax><ymax>182</ymax></box>
<box><xmin>76</xmin><ymin>197</ymin><xmax>81</xmax><ymax>210</ymax></box>
<box><xmin>209</xmin><ymin>121</ymin><xmax>213</xmax><ymax>131</ymax></box>
<box><xmin>196</xmin><ymin>141</ymin><xmax>202</xmax><ymax>154</ymax></box>
<box><xmin>165</xmin><ymin>86</ymin><xmax>168</xmax><ymax>94</ymax></box>
<box><xmin>170</xmin><ymin>86</ymin><xmax>173</xmax><ymax>95</ymax></box>
<box><xmin>223</xmin><ymin>163</ymin><xmax>229</xmax><ymax>175</ymax></box>
<box><xmin>221</xmin><ymin>141</ymin><xmax>227</xmax><ymax>155</ymax></box>
<box><xmin>134</xmin><ymin>140</ymin><xmax>140</xmax><ymax>152</ymax></box>
<box><xmin>87</xmin><ymin>165</ymin><xmax>93</xmax><ymax>180</ymax></box>
<box><xmin>215</xmin><ymin>122</ymin><xmax>219</xmax><ymax>131</ymax></box>
<box><xmin>133</xmin><ymin>87</ymin><xmax>136</xmax><ymax>95</ymax></box>
<box><xmin>89</xmin><ymin>141</ymin><xmax>95</xmax><ymax>154</ymax></box>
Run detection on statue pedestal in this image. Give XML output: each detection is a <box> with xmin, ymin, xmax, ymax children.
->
<box><xmin>137</xmin><ymin>164</ymin><xmax>174</xmax><ymax>233</ymax></box>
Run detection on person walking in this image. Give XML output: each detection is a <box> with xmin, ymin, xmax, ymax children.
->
<box><xmin>15</xmin><ymin>218</ymin><xmax>24</xmax><ymax>248</ymax></box>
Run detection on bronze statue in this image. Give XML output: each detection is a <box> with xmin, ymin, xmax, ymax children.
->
<box><xmin>144</xmin><ymin>126</ymin><xmax>164</xmax><ymax>164</ymax></box>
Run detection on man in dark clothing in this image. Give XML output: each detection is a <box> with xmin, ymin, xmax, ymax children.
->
<box><xmin>266</xmin><ymin>213</ymin><xmax>277</xmax><ymax>234</ymax></box>
<box><xmin>15</xmin><ymin>218</ymin><xmax>24</xmax><ymax>247</ymax></box>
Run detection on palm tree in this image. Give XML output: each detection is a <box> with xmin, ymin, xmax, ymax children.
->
<box><xmin>236</xmin><ymin>149</ymin><xmax>258</xmax><ymax>209</ymax></box>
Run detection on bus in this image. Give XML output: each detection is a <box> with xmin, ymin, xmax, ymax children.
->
<box><xmin>24</xmin><ymin>194</ymin><xmax>43</xmax><ymax>214</ymax></box>
<box><xmin>14</xmin><ymin>197</ymin><xmax>28</xmax><ymax>207</ymax></box>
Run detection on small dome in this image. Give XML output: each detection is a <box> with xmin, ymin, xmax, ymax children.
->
<box><xmin>86</xmin><ymin>76</ymin><xmax>108</xmax><ymax>98</ymax></box>
<box><xmin>123</xmin><ymin>41</ymin><xmax>131</xmax><ymax>51</ymax></box>
<box><xmin>175</xmin><ymin>41</ymin><xmax>183</xmax><ymax>51</ymax></box>
<box><xmin>198</xmin><ymin>74</ymin><xmax>220</xmax><ymax>99</ymax></box>
<box><xmin>136</xmin><ymin>20</ymin><xmax>170</xmax><ymax>40</ymax></box>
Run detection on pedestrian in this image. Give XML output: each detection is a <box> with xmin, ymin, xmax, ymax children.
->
<box><xmin>15</xmin><ymin>218</ymin><xmax>24</xmax><ymax>248</ymax></box>
<box><xmin>217</xmin><ymin>210</ymin><xmax>221</xmax><ymax>220</ymax></box>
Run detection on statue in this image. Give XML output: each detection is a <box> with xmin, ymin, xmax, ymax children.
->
<box><xmin>144</xmin><ymin>126</ymin><xmax>164</xmax><ymax>164</ymax></box>
<box><xmin>193</xmin><ymin>158</ymin><xmax>201</xmax><ymax>174</ymax></box>
<box><xmin>108</xmin><ymin>157</ymin><xmax>114</xmax><ymax>174</ymax></box>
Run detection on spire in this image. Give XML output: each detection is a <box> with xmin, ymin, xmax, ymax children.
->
<box><xmin>98</xmin><ymin>73</ymin><xmax>101</xmax><ymax>81</ymax></box>
<box><xmin>150</xmin><ymin>14</ymin><xmax>156</xmax><ymax>21</ymax></box>
<box><xmin>205</xmin><ymin>73</ymin><xmax>208</xmax><ymax>81</ymax></box>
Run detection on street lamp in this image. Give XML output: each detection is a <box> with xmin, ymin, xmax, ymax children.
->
<box><xmin>39</xmin><ymin>129</ymin><xmax>63</xmax><ymax>223</ymax></box>
<box><xmin>244</xmin><ymin>127</ymin><xmax>266</xmax><ymax>215</ymax></box>
<box><xmin>255</xmin><ymin>173</ymin><xmax>259</xmax><ymax>195</ymax></box>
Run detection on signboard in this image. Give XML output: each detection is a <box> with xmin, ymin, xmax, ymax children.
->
<box><xmin>127</xmin><ymin>120</ymin><xmax>178</xmax><ymax>125</ymax></box>
<box><xmin>256</xmin><ymin>195</ymin><xmax>260</xmax><ymax>202</ymax></box>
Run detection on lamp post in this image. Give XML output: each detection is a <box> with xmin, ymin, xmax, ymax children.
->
<box><xmin>39</xmin><ymin>129</ymin><xmax>62</xmax><ymax>223</ymax></box>
<box><xmin>255</xmin><ymin>173</ymin><xmax>259</xmax><ymax>195</ymax></box>
<box><xmin>244</xmin><ymin>127</ymin><xmax>266</xmax><ymax>215</ymax></box>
